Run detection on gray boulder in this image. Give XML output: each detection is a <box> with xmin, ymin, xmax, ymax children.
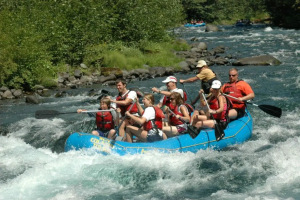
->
<box><xmin>177</xmin><ymin>61</ymin><xmax>190</xmax><ymax>72</ymax></box>
<box><xmin>198</xmin><ymin>42</ymin><xmax>207</xmax><ymax>50</ymax></box>
<box><xmin>2</xmin><ymin>90</ymin><xmax>14</xmax><ymax>99</ymax></box>
<box><xmin>98</xmin><ymin>74</ymin><xmax>116</xmax><ymax>83</ymax></box>
<box><xmin>13</xmin><ymin>89</ymin><xmax>23</xmax><ymax>98</ymax></box>
<box><xmin>0</xmin><ymin>86</ymin><xmax>8</xmax><ymax>92</ymax></box>
<box><xmin>232</xmin><ymin>55</ymin><xmax>282</xmax><ymax>66</ymax></box>
<box><xmin>149</xmin><ymin>67</ymin><xmax>166</xmax><ymax>77</ymax></box>
<box><xmin>74</xmin><ymin>69</ymin><xmax>82</xmax><ymax>78</ymax></box>
<box><xmin>26</xmin><ymin>95</ymin><xmax>40</xmax><ymax>104</ymax></box>
<box><xmin>205</xmin><ymin>24</ymin><xmax>219</xmax><ymax>32</ymax></box>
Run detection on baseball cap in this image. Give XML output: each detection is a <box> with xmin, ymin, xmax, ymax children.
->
<box><xmin>162</xmin><ymin>76</ymin><xmax>177</xmax><ymax>83</ymax></box>
<box><xmin>211</xmin><ymin>80</ymin><xmax>222</xmax><ymax>89</ymax></box>
<box><xmin>196</xmin><ymin>60</ymin><xmax>207</xmax><ymax>68</ymax></box>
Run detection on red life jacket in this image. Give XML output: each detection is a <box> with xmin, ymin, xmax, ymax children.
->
<box><xmin>162</xmin><ymin>90</ymin><xmax>187</xmax><ymax>108</ymax></box>
<box><xmin>169</xmin><ymin>105</ymin><xmax>187</xmax><ymax>126</ymax></box>
<box><xmin>96</xmin><ymin>110</ymin><xmax>114</xmax><ymax>131</ymax></box>
<box><xmin>222</xmin><ymin>80</ymin><xmax>245</xmax><ymax>109</ymax></box>
<box><xmin>209</xmin><ymin>95</ymin><xmax>227</xmax><ymax>121</ymax></box>
<box><xmin>116</xmin><ymin>90</ymin><xmax>138</xmax><ymax>116</ymax></box>
<box><xmin>143</xmin><ymin>107</ymin><xmax>164</xmax><ymax>131</ymax></box>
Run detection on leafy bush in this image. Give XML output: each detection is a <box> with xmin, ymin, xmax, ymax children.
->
<box><xmin>0</xmin><ymin>0</ymin><xmax>184</xmax><ymax>90</ymax></box>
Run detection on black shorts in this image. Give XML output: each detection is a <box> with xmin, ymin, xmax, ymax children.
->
<box><xmin>235</xmin><ymin>108</ymin><xmax>246</xmax><ymax>119</ymax></box>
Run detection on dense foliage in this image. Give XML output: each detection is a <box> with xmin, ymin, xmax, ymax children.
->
<box><xmin>181</xmin><ymin>0</ymin><xmax>267</xmax><ymax>24</ymax></box>
<box><xmin>182</xmin><ymin>0</ymin><xmax>300</xmax><ymax>28</ymax></box>
<box><xmin>264</xmin><ymin>0</ymin><xmax>300</xmax><ymax>28</ymax></box>
<box><xmin>1</xmin><ymin>0</ymin><xmax>299</xmax><ymax>90</ymax></box>
<box><xmin>0</xmin><ymin>0</ymin><xmax>184</xmax><ymax>89</ymax></box>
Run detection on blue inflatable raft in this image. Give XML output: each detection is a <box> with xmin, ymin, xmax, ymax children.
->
<box><xmin>184</xmin><ymin>23</ymin><xmax>206</xmax><ymax>27</ymax></box>
<box><xmin>64</xmin><ymin>109</ymin><xmax>253</xmax><ymax>155</ymax></box>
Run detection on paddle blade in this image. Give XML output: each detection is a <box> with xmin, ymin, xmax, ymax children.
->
<box><xmin>35</xmin><ymin>110</ymin><xmax>60</xmax><ymax>119</ymax></box>
<box><xmin>214</xmin><ymin>123</ymin><xmax>225</xmax><ymax>141</ymax></box>
<box><xmin>187</xmin><ymin>125</ymin><xmax>199</xmax><ymax>139</ymax></box>
<box><xmin>258</xmin><ymin>105</ymin><xmax>282</xmax><ymax>118</ymax></box>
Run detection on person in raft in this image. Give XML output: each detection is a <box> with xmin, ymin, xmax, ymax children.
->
<box><xmin>221</xmin><ymin>68</ymin><xmax>255</xmax><ymax>120</ymax></box>
<box><xmin>77</xmin><ymin>97</ymin><xmax>119</xmax><ymax>139</ymax></box>
<box><xmin>179</xmin><ymin>60</ymin><xmax>218</xmax><ymax>105</ymax></box>
<box><xmin>109</xmin><ymin>78</ymin><xmax>139</xmax><ymax>141</ymax></box>
<box><xmin>190</xmin><ymin>80</ymin><xmax>228</xmax><ymax>131</ymax></box>
<box><xmin>152</xmin><ymin>76</ymin><xmax>186</xmax><ymax>109</ymax></box>
<box><xmin>125</xmin><ymin>93</ymin><xmax>167</xmax><ymax>143</ymax></box>
<box><xmin>162</xmin><ymin>92</ymin><xmax>190</xmax><ymax>137</ymax></box>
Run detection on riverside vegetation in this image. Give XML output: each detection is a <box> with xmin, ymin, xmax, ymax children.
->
<box><xmin>0</xmin><ymin>0</ymin><xmax>299</xmax><ymax>99</ymax></box>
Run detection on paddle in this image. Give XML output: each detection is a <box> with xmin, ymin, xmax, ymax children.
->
<box><xmin>222</xmin><ymin>93</ymin><xmax>282</xmax><ymax>118</ymax></box>
<box><xmin>202</xmin><ymin>92</ymin><xmax>225</xmax><ymax>141</ymax></box>
<box><xmin>167</xmin><ymin>107</ymin><xmax>198</xmax><ymax>138</ymax></box>
<box><xmin>35</xmin><ymin>109</ymin><xmax>112</xmax><ymax>119</ymax></box>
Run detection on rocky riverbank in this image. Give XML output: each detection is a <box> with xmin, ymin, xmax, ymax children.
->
<box><xmin>0</xmin><ymin>39</ymin><xmax>281</xmax><ymax>104</ymax></box>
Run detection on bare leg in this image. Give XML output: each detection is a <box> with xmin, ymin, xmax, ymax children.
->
<box><xmin>194</xmin><ymin>119</ymin><xmax>215</xmax><ymax>129</ymax></box>
<box><xmin>190</xmin><ymin>110</ymin><xmax>199</xmax><ymax>124</ymax></box>
<box><xmin>228</xmin><ymin>109</ymin><xmax>238</xmax><ymax>120</ymax></box>
<box><xmin>192</xmin><ymin>115</ymin><xmax>208</xmax><ymax>126</ymax></box>
<box><xmin>107</xmin><ymin>129</ymin><xmax>116</xmax><ymax>139</ymax></box>
<box><xmin>91</xmin><ymin>130</ymin><xmax>99</xmax><ymax>136</ymax></box>
<box><xmin>126</xmin><ymin>125</ymin><xmax>147</xmax><ymax>143</ymax></box>
<box><xmin>162</xmin><ymin>126</ymin><xmax>178</xmax><ymax>137</ymax></box>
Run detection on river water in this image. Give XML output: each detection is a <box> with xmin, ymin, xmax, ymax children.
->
<box><xmin>0</xmin><ymin>25</ymin><xmax>300</xmax><ymax>200</ymax></box>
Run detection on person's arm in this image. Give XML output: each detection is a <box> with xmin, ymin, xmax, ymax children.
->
<box><xmin>152</xmin><ymin>87</ymin><xmax>172</xmax><ymax>97</ymax></box>
<box><xmin>112</xmin><ymin>97</ymin><xmax>132</xmax><ymax>106</ymax></box>
<box><xmin>125</xmin><ymin>111</ymin><xmax>146</xmax><ymax>125</ymax></box>
<box><xmin>240</xmin><ymin>92</ymin><xmax>255</xmax><ymax>102</ymax></box>
<box><xmin>199</xmin><ymin>90</ymin><xmax>206</xmax><ymax>107</ymax></box>
<box><xmin>238</xmin><ymin>82</ymin><xmax>255</xmax><ymax>102</ymax></box>
<box><xmin>179</xmin><ymin>106</ymin><xmax>190</xmax><ymax>122</ymax></box>
<box><xmin>180</xmin><ymin>76</ymin><xmax>198</xmax><ymax>83</ymax></box>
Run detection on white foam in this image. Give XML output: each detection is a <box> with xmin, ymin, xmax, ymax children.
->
<box><xmin>264</xmin><ymin>27</ymin><xmax>273</xmax><ymax>32</ymax></box>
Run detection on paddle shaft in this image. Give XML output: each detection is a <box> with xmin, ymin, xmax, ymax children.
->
<box><xmin>116</xmin><ymin>100</ymin><xmax>136</xmax><ymax>132</ymax></box>
<box><xmin>35</xmin><ymin>109</ymin><xmax>113</xmax><ymax>119</ymax></box>
<box><xmin>221</xmin><ymin>93</ymin><xmax>255</xmax><ymax>105</ymax></box>
<box><xmin>222</xmin><ymin>93</ymin><xmax>282</xmax><ymax>118</ymax></box>
<box><xmin>201</xmin><ymin>92</ymin><xmax>224</xmax><ymax>141</ymax></box>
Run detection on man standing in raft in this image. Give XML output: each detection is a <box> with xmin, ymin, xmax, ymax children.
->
<box><xmin>179</xmin><ymin>60</ymin><xmax>218</xmax><ymax>105</ymax></box>
<box><xmin>110</xmin><ymin>78</ymin><xmax>139</xmax><ymax>141</ymax></box>
<box><xmin>221</xmin><ymin>68</ymin><xmax>255</xmax><ymax>120</ymax></box>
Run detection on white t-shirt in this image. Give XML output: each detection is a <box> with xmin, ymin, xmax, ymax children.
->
<box><xmin>121</xmin><ymin>90</ymin><xmax>137</xmax><ymax>101</ymax></box>
<box><xmin>159</xmin><ymin>88</ymin><xmax>184</xmax><ymax>103</ymax></box>
<box><xmin>142</xmin><ymin>107</ymin><xmax>155</xmax><ymax>122</ymax></box>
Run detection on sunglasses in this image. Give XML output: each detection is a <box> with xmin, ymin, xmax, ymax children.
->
<box><xmin>229</xmin><ymin>74</ymin><xmax>237</xmax><ymax>77</ymax></box>
<box><xmin>170</xmin><ymin>98</ymin><xmax>175</xmax><ymax>100</ymax></box>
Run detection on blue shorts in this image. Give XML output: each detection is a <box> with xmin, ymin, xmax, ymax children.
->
<box><xmin>96</xmin><ymin>130</ymin><xmax>109</xmax><ymax>137</ymax></box>
<box><xmin>147</xmin><ymin>129</ymin><xmax>163</xmax><ymax>142</ymax></box>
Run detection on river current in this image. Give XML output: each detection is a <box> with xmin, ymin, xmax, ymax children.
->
<box><xmin>0</xmin><ymin>25</ymin><xmax>300</xmax><ymax>200</ymax></box>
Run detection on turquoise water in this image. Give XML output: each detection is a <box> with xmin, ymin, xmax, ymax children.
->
<box><xmin>0</xmin><ymin>25</ymin><xmax>300</xmax><ymax>199</ymax></box>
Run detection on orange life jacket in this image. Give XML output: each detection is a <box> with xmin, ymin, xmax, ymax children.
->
<box><xmin>222</xmin><ymin>80</ymin><xmax>246</xmax><ymax>109</ymax></box>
